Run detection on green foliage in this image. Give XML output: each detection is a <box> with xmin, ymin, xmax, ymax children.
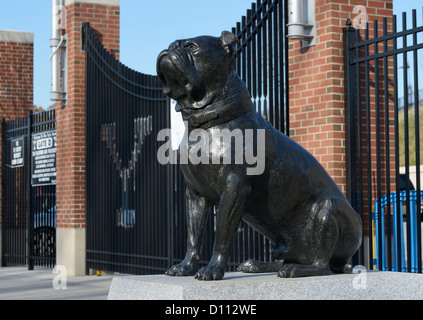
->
<box><xmin>398</xmin><ymin>105</ymin><xmax>423</xmax><ymax>167</ymax></box>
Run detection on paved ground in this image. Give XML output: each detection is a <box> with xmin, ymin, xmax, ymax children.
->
<box><xmin>0</xmin><ymin>266</ymin><xmax>117</xmax><ymax>300</ymax></box>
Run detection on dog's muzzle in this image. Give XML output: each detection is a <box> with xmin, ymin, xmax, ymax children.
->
<box><xmin>157</xmin><ymin>49</ymin><xmax>194</xmax><ymax>101</ymax></box>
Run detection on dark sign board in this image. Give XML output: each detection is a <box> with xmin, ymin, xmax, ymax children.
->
<box><xmin>11</xmin><ymin>137</ymin><xmax>24</xmax><ymax>168</ymax></box>
<box><xmin>31</xmin><ymin>130</ymin><xmax>57</xmax><ymax>186</ymax></box>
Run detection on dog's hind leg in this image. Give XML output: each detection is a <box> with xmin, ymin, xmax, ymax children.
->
<box><xmin>278</xmin><ymin>197</ymin><xmax>340</xmax><ymax>278</ymax></box>
<box><xmin>329</xmin><ymin>198</ymin><xmax>362</xmax><ymax>274</ymax></box>
<box><xmin>237</xmin><ymin>260</ymin><xmax>284</xmax><ymax>273</ymax></box>
<box><xmin>237</xmin><ymin>242</ymin><xmax>287</xmax><ymax>273</ymax></box>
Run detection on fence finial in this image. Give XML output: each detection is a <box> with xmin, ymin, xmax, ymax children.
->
<box><xmin>346</xmin><ymin>18</ymin><xmax>352</xmax><ymax>27</ymax></box>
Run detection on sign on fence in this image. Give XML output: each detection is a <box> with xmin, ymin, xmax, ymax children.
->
<box><xmin>31</xmin><ymin>130</ymin><xmax>57</xmax><ymax>186</ymax></box>
<box><xmin>11</xmin><ymin>137</ymin><xmax>24</xmax><ymax>168</ymax></box>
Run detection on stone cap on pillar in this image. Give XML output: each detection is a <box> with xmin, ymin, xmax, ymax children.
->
<box><xmin>65</xmin><ymin>0</ymin><xmax>119</xmax><ymax>5</ymax></box>
<box><xmin>0</xmin><ymin>30</ymin><xmax>34</xmax><ymax>43</ymax></box>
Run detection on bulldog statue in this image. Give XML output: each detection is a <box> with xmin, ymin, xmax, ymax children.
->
<box><xmin>156</xmin><ymin>31</ymin><xmax>362</xmax><ymax>281</ymax></box>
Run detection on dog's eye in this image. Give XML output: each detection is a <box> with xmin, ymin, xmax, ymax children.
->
<box><xmin>184</xmin><ymin>42</ymin><xmax>199</xmax><ymax>53</ymax></box>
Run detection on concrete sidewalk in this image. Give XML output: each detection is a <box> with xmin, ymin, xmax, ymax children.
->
<box><xmin>0</xmin><ymin>266</ymin><xmax>116</xmax><ymax>300</ymax></box>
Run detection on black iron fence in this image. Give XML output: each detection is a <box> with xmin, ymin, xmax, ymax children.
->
<box><xmin>232</xmin><ymin>0</ymin><xmax>289</xmax><ymax>135</ymax></box>
<box><xmin>2</xmin><ymin>117</ymin><xmax>29</xmax><ymax>267</ymax></box>
<box><xmin>83</xmin><ymin>22</ymin><xmax>174</xmax><ymax>274</ymax></box>
<box><xmin>1</xmin><ymin>110</ymin><xmax>56</xmax><ymax>269</ymax></box>
<box><xmin>83</xmin><ymin>0</ymin><xmax>288</xmax><ymax>275</ymax></box>
<box><xmin>344</xmin><ymin>9</ymin><xmax>422</xmax><ymax>273</ymax></box>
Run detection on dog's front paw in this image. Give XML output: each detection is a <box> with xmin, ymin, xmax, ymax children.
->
<box><xmin>195</xmin><ymin>265</ymin><xmax>225</xmax><ymax>281</ymax></box>
<box><xmin>165</xmin><ymin>260</ymin><xmax>198</xmax><ymax>277</ymax></box>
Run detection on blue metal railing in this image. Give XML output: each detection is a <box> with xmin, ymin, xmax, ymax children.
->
<box><xmin>373</xmin><ymin>191</ymin><xmax>423</xmax><ymax>272</ymax></box>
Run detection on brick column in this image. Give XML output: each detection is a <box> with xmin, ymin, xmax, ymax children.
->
<box><xmin>0</xmin><ymin>30</ymin><xmax>34</xmax><ymax>120</ymax></box>
<box><xmin>0</xmin><ymin>30</ymin><xmax>34</xmax><ymax>264</ymax></box>
<box><xmin>288</xmin><ymin>0</ymin><xmax>393</xmax><ymax>196</ymax></box>
<box><xmin>56</xmin><ymin>0</ymin><xmax>119</xmax><ymax>276</ymax></box>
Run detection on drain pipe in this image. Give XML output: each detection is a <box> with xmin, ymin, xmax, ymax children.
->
<box><xmin>50</xmin><ymin>0</ymin><xmax>67</xmax><ymax>104</ymax></box>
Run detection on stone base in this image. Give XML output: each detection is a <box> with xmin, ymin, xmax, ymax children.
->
<box><xmin>107</xmin><ymin>271</ymin><xmax>423</xmax><ymax>300</ymax></box>
<box><xmin>56</xmin><ymin>228</ymin><xmax>86</xmax><ymax>276</ymax></box>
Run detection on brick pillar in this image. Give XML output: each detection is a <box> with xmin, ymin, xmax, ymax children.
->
<box><xmin>0</xmin><ymin>30</ymin><xmax>34</xmax><ymax>264</ymax></box>
<box><xmin>0</xmin><ymin>30</ymin><xmax>34</xmax><ymax>120</ymax></box>
<box><xmin>56</xmin><ymin>0</ymin><xmax>119</xmax><ymax>276</ymax></box>
<box><xmin>288</xmin><ymin>0</ymin><xmax>393</xmax><ymax>196</ymax></box>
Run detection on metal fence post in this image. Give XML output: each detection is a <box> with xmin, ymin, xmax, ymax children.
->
<box><xmin>343</xmin><ymin>19</ymin><xmax>361</xmax><ymax>266</ymax></box>
<box><xmin>343</xmin><ymin>20</ymin><xmax>357</xmax><ymax>210</ymax></box>
<box><xmin>27</xmin><ymin>111</ymin><xmax>33</xmax><ymax>270</ymax></box>
<box><xmin>166</xmin><ymin>99</ymin><xmax>174</xmax><ymax>270</ymax></box>
<box><xmin>1</xmin><ymin>118</ymin><xmax>5</xmax><ymax>267</ymax></box>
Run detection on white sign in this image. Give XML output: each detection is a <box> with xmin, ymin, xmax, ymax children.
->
<box><xmin>31</xmin><ymin>130</ymin><xmax>57</xmax><ymax>186</ymax></box>
<box><xmin>11</xmin><ymin>137</ymin><xmax>24</xmax><ymax>168</ymax></box>
<box><xmin>36</xmin><ymin>137</ymin><xmax>53</xmax><ymax>150</ymax></box>
<box><xmin>170</xmin><ymin>99</ymin><xmax>186</xmax><ymax>151</ymax></box>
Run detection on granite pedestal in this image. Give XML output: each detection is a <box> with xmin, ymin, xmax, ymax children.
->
<box><xmin>107</xmin><ymin>271</ymin><xmax>423</xmax><ymax>300</ymax></box>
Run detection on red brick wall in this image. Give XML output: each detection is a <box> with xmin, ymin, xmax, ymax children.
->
<box><xmin>0</xmin><ymin>33</ymin><xmax>34</xmax><ymax>120</ymax></box>
<box><xmin>56</xmin><ymin>0</ymin><xmax>120</xmax><ymax>229</ymax></box>
<box><xmin>0</xmin><ymin>30</ymin><xmax>34</xmax><ymax>228</ymax></box>
<box><xmin>288</xmin><ymin>0</ymin><xmax>394</xmax><ymax>197</ymax></box>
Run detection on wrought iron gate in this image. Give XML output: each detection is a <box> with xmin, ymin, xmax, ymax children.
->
<box><xmin>84</xmin><ymin>0</ymin><xmax>288</xmax><ymax>275</ymax></box>
<box><xmin>83</xmin><ymin>21</ymin><xmax>176</xmax><ymax>274</ymax></box>
<box><xmin>1</xmin><ymin>110</ymin><xmax>56</xmax><ymax>269</ymax></box>
<box><xmin>344</xmin><ymin>9</ymin><xmax>423</xmax><ymax>273</ymax></box>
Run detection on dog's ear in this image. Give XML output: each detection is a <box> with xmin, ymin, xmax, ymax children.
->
<box><xmin>221</xmin><ymin>31</ymin><xmax>239</xmax><ymax>47</ymax></box>
<box><xmin>220</xmin><ymin>31</ymin><xmax>239</xmax><ymax>56</ymax></box>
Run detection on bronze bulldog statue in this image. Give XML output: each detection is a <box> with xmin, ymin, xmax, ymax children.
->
<box><xmin>156</xmin><ymin>31</ymin><xmax>362</xmax><ymax>281</ymax></box>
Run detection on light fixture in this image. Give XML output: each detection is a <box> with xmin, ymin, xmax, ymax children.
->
<box><xmin>287</xmin><ymin>0</ymin><xmax>316</xmax><ymax>47</ymax></box>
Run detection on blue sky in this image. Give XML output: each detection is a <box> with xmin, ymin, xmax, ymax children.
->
<box><xmin>0</xmin><ymin>0</ymin><xmax>420</xmax><ymax>110</ymax></box>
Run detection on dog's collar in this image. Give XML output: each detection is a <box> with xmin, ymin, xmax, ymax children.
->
<box><xmin>184</xmin><ymin>90</ymin><xmax>253</xmax><ymax>130</ymax></box>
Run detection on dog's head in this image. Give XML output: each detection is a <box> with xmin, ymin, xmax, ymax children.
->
<box><xmin>157</xmin><ymin>31</ymin><xmax>239</xmax><ymax>111</ymax></box>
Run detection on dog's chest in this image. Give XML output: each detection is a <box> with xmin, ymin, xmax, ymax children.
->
<box><xmin>178</xmin><ymin>132</ymin><xmax>232</xmax><ymax>201</ymax></box>
<box><xmin>180</xmin><ymin>162</ymin><xmax>225</xmax><ymax>203</ymax></box>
